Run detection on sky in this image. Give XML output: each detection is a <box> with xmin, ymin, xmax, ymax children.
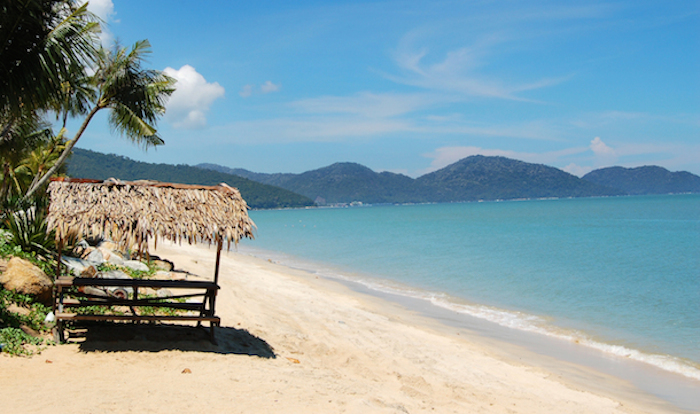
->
<box><xmin>69</xmin><ymin>0</ymin><xmax>699</xmax><ymax>177</ymax></box>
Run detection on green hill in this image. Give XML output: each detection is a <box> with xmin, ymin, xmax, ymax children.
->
<box><xmin>66</xmin><ymin>148</ymin><xmax>315</xmax><ymax>209</ymax></box>
<box><xmin>582</xmin><ymin>166</ymin><xmax>700</xmax><ymax>195</ymax></box>
<box><xmin>416</xmin><ymin>156</ymin><xmax>625</xmax><ymax>201</ymax></box>
<box><xmin>199</xmin><ymin>156</ymin><xmax>625</xmax><ymax>204</ymax></box>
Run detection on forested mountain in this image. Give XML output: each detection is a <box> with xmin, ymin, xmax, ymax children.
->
<box><xmin>416</xmin><ymin>156</ymin><xmax>625</xmax><ymax>201</ymax></box>
<box><xmin>66</xmin><ymin>148</ymin><xmax>315</xmax><ymax>209</ymax></box>
<box><xmin>582</xmin><ymin>166</ymin><xmax>700</xmax><ymax>195</ymax></box>
<box><xmin>197</xmin><ymin>163</ymin><xmax>296</xmax><ymax>187</ymax></box>
<box><xmin>199</xmin><ymin>156</ymin><xmax>625</xmax><ymax>203</ymax></box>
<box><xmin>280</xmin><ymin>163</ymin><xmax>427</xmax><ymax>204</ymax></box>
<box><xmin>75</xmin><ymin>150</ymin><xmax>695</xmax><ymax>207</ymax></box>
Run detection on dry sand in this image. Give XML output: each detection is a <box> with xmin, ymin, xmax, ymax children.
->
<box><xmin>0</xmin><ymin>241</ymin><xmax>688</xmax><ymax>413</ymax></box>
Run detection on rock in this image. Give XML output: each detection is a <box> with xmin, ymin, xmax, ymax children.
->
<box><xmin>169</xmin><ymin>272</ymin><xmax>187</xmax><ymax>281</ymax></box>
<box><xmin>155</xmin><ymin>270</ymin><xmax>171</xmax><ymax>278</ymax></box>
<box><xmin>61</xmin><ymin>256</ymin><xmax>90</xmax><ymax>276</ymax></box>
<box><xmin>97</xmin><ymin>247</ymin><xmax>111</xmax><ymax>261</ymax></box>
<box><xmin>98</xmin><ymin>270</ymin><xmax>133</xmax><ymax>296</ymax></box>
<box><xmin>0</xmin><ymin>257</ymin><xmax>8</xmax><ymax>273</ymax></box>
<box><xmin>151</xmin><ymin>259</ymin><xmax>174</xmax><ymax>271</ymax></box>
<box><xmin>156</xmin><ymin>288</ymin><xmax>173</xmax><ymax>298</ymax></box>
<box><xmin>0</xmin><ymin>257</ymin><xmax>53</xmax><ymax>305</ymax></box>
<box><xmin>79</xmin><ymin>246</ymin><xmax>95</xmax><ymax>259</ymax></box>
<box><xmin>72</xmin><ymin>240</ymin><xmax>90</xmax><ymax>257</ymax></box>
<box><xmin>107</xmin><ymin>254</ymin><xmax>125</xmax><ymax>266</ymax></box>
<box><xmin>97</xmin><ymin>240</ymin><xmax>120</xmax><ymax>252</ymax></box>
<box><xmin>123</xmin><ymin>260</ymin><xmax>149</xmax><ymax>272</ymax></box>
<box><xmin>80</xmin><ymin>265</ymin><xmax>98</xmax><ymax>278</ymax></box>
<box><xmin>85</xmin><ymin>249</ymin><xmax>104</xmax><ymax>266</ymax></box>
<box><xmin>80</xmin><ymin>286</ymin><xmax>109</xmax><ymax>297</ymax></box>
<box><xmin>99</xmin><ymin>270</ymin><xmax>131</xmax><ymax>280</ymax></box>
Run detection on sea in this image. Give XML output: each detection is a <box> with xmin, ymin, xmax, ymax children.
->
<box><xmin>238</xmin><ymin>194</ymin><xmax>699</xmax><ymax>406</ymax></box>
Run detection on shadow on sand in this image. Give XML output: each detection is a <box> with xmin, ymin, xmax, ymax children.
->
<box><xmin>69</xmin><ymin>322</ymin><xmax>276</xmax><ymax>358</ymax></box>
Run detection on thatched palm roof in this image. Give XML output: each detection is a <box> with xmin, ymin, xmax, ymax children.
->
<box><xmin>47</xmin><ymin>178</ymin><xmax>255</xmax><ymax>253</ymax></box>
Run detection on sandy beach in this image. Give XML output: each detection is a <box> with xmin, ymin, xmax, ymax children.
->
<box><xmin>0</xmin><ymin>241</ymin><xmax>689</xmax><ymax>414</ymax></box>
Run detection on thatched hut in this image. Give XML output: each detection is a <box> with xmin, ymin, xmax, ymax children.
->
<box><xmin>46</xmin><ymin>178</ymin><xmax>256</xmax><ymax>282</ymax></box>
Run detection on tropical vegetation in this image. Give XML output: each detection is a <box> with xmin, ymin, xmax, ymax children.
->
<box><xmin>0</xmin><ymin>0</ymin><xmax>175</xmax><ymax>355</ymax></box>
<box><xmin>67</xmin><ymin>148</ymin><xmax>316</xmax><ymax>209</ymax></box>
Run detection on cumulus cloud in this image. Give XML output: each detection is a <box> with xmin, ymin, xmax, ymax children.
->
<box><xmin>590</xmin><ymin>136</ymin><xmax>615</xmax><ymax>156</ymax></box>
<box><xmin>590</xmin><ymin>136</ymin><xmax>617</xmax><ymax>167</ymax></box>
<box><xmin>76</xmin><ymin>0</ymin><xmax>116</xmax><ymax>44</ymax></box>
<box><xmin>261</xmin><ymin>81</ymin><xmax>281</xmax><ymax>93</ymax></box>
<box><xmin>562</xmin><ymin>163</ymin><xmax>593</xmax><ymax>177</ymax></box>
<box><xmin>163</xmin><ymin>65</ymin><xmax>225</xmax><ymax>129</ymax></box>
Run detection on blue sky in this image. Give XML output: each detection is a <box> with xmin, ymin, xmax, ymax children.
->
<box><xmin>70</xmin><ymin>0</ymin><xmax>699</xmax><ymax>177</ymax></box>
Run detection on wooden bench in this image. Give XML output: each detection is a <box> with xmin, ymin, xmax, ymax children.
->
<box><xmin>53</xmin><ymin>277</ymin><xmax>221</xmax><ymax>344</ymax></box>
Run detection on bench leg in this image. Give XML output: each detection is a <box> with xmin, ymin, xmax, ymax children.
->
<box><xmin>53</xmin><ymin>321</ymin><xmax>65</xmax><ymax>344</ymax></box>
<box><xmin>210</xmin><ymin>321</ymin><xmax>218</xmax><ymax>345</ymax></box>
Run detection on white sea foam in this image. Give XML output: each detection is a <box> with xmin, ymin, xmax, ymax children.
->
<box><xmin>239</xmin><ymin>245</ymin><xmax>700</xmax><ymax>382</ymax></box>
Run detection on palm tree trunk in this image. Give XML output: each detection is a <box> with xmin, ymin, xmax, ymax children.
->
<box><xmin>24</xmin><ymin>104</ymin><xmax>100</xmax><ymax>199</ymax></box>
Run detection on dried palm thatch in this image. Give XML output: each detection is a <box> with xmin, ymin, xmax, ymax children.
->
<box><xmin>46</xmin><ymin>178</ymin><xmax>256</xmax><ymax>254</ymax></box>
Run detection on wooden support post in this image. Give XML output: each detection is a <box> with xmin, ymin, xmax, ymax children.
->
<box><xmin>214</xmin><ymin>238</ymin><xmax>222</xmax><ymax>285</ymax></box>
<box><xmin>53</xmin><ymin>238</ymin><xmax>64</xmax><ymax>316</ymax></box>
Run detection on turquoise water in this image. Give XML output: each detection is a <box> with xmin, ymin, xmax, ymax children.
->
<box><xmin>240</xmin><ymin>194</ymin><xmax>700</xmax><ymax>380</ymax></box>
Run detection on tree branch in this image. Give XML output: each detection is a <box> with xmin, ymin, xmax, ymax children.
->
<box><xmin>24</xmin><ymin>104</ymin><xmax>100</xmax><ymax>199</ymax></box>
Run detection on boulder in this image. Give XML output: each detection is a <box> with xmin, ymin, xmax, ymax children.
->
<box><xmin>96</xmin><ymin>247</ymin><xmax>111</xmax><ymax>261</ymax></box>
<box><xmin>80</xmin><ymin>265</ymin><xmax>98</xmax><ymax>278</ymax></box>
<box><xmin>97</xmin><ymin>240</ymin><xmax>120</xmax><ymax>251</ymax></box>
<box><xmin>97</xmin><ymin>270</ymin><xmax>133</xmax><ymax>296</ymax></box>
<box><xmin>151</xmin><ymin>259</ymin><xmax>174</xmax><ymax>271</ymax></box>
<box><xmin>85</xmin><ymin>249</ymin><xmax>105</xmax><ymax>266</ymax></box>
<box><xmin>72</xmin><ymin>240</ymin><xmax>90</xmax><ymax>257</ymax></box>
<box><xmin>123</xmin><ymin>260</ymin><xmax>149</xmax><ymax>272</ymax></box>
<box><xmin>61</xmin><ymin>256</ymin><xmax>91</xmax><ymax>276</ymax></box>
<box><xmin>99</xmin><ymin>270</ymin><xmax>131</xmax><ymax>280</ymax></box>
<box><xmin>79</xmin><ymin>246</ymin><xmax>95</xmax><ymax>259</ymax></box>
<box><xmin>0</xmin><ymin>257</ymin><xmax>53</xmax><ymax>305</ymax></box>
<box><xmin>156</xmin><ymin>288</ymin><xmax>173</xmax><ymax>298</ymax></box>
<box><xmin>107</xmin><ymin>254</ymin><xmax>125</xmax><ymax>266</ymax></box>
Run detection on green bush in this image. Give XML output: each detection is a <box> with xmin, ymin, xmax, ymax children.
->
<box><xmin>0</xmin><ymin>327</ymin><xmax>45</xmax><ymax>356</ymax></box>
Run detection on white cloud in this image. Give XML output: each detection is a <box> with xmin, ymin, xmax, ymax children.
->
<box><xmin>239</xmin><ymin>81</ymin><xmax>281</xmax><ymax>97</ymax></box>
<box><xmin>386</xmin><ymin>32</ymin><xmax>569</xmax><ymax>101</ymax></box>
<box><xmin>590</xmin><ymin>136</ymin><xmax>615</xmax><ymax>156</ymax></box>
<box><xmin>77</xmin><ymin>0</ymin><xmax>116</xmax><ymax>44</ymax></box>
<box><xmin>562</xmin><ymin>163</ymin><xmax>593</xmax><ymax>177</ymax></box>
<box><xmin>163</xmin><ymin>65</ymin><xmax>225</xmax><ymax>129</ymax></box>
<box><xmin>239</xmin><ymin>85</ymin><xmax>253</xmax><ymax>98</ymax></box>
<box><xmin>261</xmin><ymin>81</ymin><xmax>281</xmax><ymax>93</ymax></box>
<box><xmin>290</xmin><ymin>92</ymin><xmax>438</xmax><ymax>118</ymax></box>
<box><xmin>589</xmin><ymin>136</ymin><xmax>618</xmax><ymax>168</ymax></box>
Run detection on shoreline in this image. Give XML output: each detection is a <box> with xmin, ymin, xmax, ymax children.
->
<box><xmin>235</xmin><ymin>244</ymin><xmax>700</xmax><ymax>412</ymax></box>
<box><xmin>0</xmin><ymin>241</ymin><xmax>694</xmax><ymax>413</ymax></box>
<box><xmin>236</xmin><ymin>241</ymin><xmax>700</xmax><ymax>383</ymax></box>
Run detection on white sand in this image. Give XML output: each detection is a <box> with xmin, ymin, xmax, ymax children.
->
<box><xmin>0</xmin><ymin>241</ymin><xmax>686</xmax><ymax>413</ymax></box>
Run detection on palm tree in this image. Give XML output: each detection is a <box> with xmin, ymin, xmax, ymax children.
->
<box><xmin>0</xmin><ymin>0</ymin><xmax>99</xmax><ymax>120</ymax></box>
<box><xmin>25</xmin><ymin>40</ymin><xmax>176</xmax><ymax>198</ymax></box>
<box><xmin>0</xmin><ymin>114</ymin><xmax>53</xmax><ymax>200</ymax></box>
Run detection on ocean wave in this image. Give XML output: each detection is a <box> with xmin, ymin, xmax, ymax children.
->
<box><xmin>241</xmin><ymin>246</ymin><xmax>700</xmax><ymax>382</ymax></box>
